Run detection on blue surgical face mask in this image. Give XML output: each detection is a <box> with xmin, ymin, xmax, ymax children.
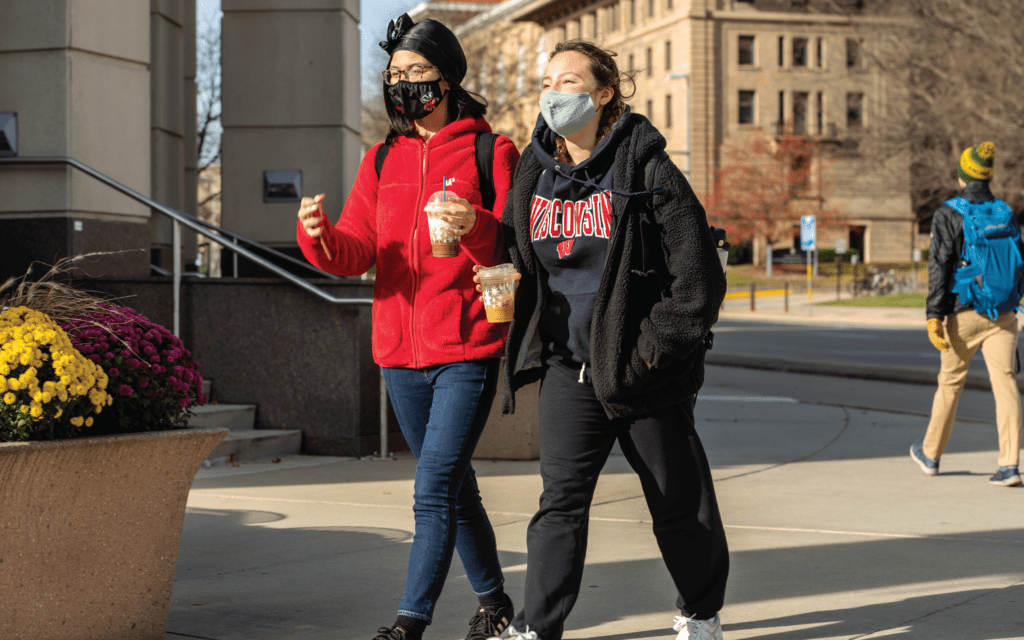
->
<box><xmin>539</xmin><ymin>89</ymin><xmax>598</xmax><ymax>137</ymax></box>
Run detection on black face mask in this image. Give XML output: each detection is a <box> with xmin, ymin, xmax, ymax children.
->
<box><xmin>386</xmin><ymin>79</ymin><xmax>447</xmax><ymax>121</ymax></box>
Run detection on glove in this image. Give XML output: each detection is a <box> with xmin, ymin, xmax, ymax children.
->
<box><xmin>927</xmin><ymin>318</ymin><xmax>949</xmax><ymax>351</ymax></box>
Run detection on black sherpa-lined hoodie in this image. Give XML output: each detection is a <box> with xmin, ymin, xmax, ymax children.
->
<box><xmin>501</xmin><ymin>109</ymin><xmax>726</xmax><ymax>419</ymax></box>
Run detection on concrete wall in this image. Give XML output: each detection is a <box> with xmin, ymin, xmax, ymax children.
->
<box><xmin>78</xmin><ymin>277</ymin><xmax>539</xmax><ymax>459</ymax></box>
<box><xmin>0</xmin><ymin>0</ymin><xmax>152</xmax><ymax>280</ymax></box>
<box><xmin>81</xmin><ymin>277</ymin><xmax>390</xmax><ymax>456</ymax></box>
<box><xmin>221</xmin><ymin>0</ymin><xmax>362</xmax><ymax>248</ymax></box>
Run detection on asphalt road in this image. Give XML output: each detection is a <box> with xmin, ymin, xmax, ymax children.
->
<box><xmin>711</xmin><ymin>319</ymin><xmax>987</xmax><ymax>370</ymax></box>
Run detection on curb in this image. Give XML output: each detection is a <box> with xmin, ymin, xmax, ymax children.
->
<box><xmin>704</xmin><ymin>352</ymin><xmax>1020</xmax><ymax>393</ymax></box>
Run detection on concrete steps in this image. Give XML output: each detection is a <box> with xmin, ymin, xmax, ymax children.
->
<box><xmin>188</xmin><ymin>381</ymin><xmax>301</xmax><ymax>465</ymax></box>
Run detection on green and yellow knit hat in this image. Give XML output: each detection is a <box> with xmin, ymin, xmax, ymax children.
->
<box><xmin>958</xmin><ymin>141</ymin><xmax>995</xmax><ymax>182</ymax></box>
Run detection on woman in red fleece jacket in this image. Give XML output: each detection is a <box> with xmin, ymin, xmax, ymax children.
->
<box><xmin>296</xmin><ymin>14</ymin><xmax>519</xmax><ymax>640</ymax></box>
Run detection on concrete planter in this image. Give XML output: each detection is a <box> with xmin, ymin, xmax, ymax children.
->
<box><xmin>0</xmin><ymin>427</ymin><xmax>228</xmax><ymax>640</ymax></box>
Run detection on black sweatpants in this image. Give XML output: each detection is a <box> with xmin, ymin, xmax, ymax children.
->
<box><xmin>511</xmin><ymin>357</ymin><xmax>729</xmax><ymax>640</ymax></box>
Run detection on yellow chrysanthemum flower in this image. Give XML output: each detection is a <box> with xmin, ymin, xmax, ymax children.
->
<box><xmin>3</xmin><ymin>392</ymin><xmax>15</xmax><ymax>405</ymax></box>
<box><xmin>85</xmin><ymin>417</ymin><xmax>94</xmax><ymax>427</ymax></box>
<box><xmin>70</xmin><ymin>416</ymin><xmax>84</xmax><ymax>427</ymax></box>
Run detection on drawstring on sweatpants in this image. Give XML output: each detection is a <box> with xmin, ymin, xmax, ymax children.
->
<box><xmin>579</xmin><ymin>362</ymin><xmax>587</xmax><ymax>384</ymax></box>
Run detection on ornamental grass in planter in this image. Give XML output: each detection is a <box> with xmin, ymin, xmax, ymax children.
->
<box><xmin>0</xmin><ymin>261</ymin><xmax>226</xmax><ymax>640</ymax></box>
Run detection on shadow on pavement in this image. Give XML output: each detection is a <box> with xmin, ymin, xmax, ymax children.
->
<box><xmin>171</xmin><ymin>506</ymin><xmax>1023</xmax><ymax>639</ymax></box>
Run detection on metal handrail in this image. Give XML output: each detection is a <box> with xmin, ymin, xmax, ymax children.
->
<box><xmin>0</xmin><ymin>157</ymin><xmax>371</xmax><ymax>306</ymax></box>
<box><xmin>0</xmin><ymin>156</ymin><xmax>391</xmax><ymax>458</ymax></box>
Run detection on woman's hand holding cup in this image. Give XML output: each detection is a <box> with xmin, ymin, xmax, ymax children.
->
<box><xmin>440</xmin><ymin>198</ymin><xmax>477</xmax><ymax>236</ymax></box>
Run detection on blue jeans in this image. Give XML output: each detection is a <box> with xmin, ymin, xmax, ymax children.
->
<box><xmin>382</xmin><ymin>358</ymin><xmax>504</xmax><ymax>624</ymax></box>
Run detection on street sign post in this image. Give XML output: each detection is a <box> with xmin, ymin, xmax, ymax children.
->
<box><xmin>801</xmin><ymin>216</ymin><xmax>816</xmax><ymax>305</ymax></box>
<box><xmin>835</xmin><ymin>238</ymin><xmax>848</xmax><ymax>301</ymax></box>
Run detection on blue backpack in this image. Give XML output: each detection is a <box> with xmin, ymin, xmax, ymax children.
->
<box><xmin>947</xmin><ymin>196</ymin><xmax>1024</xmax><ymax>320</ymax></box>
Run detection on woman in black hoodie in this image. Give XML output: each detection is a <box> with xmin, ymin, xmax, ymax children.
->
<box><xmin>480</xmin><ymin>41</ymin><xmax>729</xmax><ymax>640</ymax></box>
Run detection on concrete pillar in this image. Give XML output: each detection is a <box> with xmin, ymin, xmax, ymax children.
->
<box><xmin>150</xmin><ymin>0</ymin><xmax>197</xmax><ymax>272</ymax></box>
<box><xmin>689</xmin><ymin>8</ymin><xmax>719</xmax><ymax>206</ymax></box>
<box><xmin>221</xmin><ymin>0</ymin><xmax>362</xmax><ymax>266</ymax></box>
<box><xmin>0</xmin><ymin>0</ymin><xmax>151</xmax><ymax>280</ymax></box>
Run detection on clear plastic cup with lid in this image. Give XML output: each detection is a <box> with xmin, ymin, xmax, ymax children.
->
<box><xmin>424</xmin><ymin>190</ymin><xmax>461</xmax><ymax>257</ymax></box>
<box><xmin>477</xmin><ymin>263</ymin><xmax>517</xmax><ymax>323</ymax></box>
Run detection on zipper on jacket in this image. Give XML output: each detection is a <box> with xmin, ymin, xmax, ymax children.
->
<box><xmin>408</xmin><ymin>138</ymin><xmax>428</xmax><ymax>368</ymax></box>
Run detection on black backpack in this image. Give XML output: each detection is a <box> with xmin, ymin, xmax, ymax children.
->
<box><xmin>374</xmin><ymin>131</ymin><xmax>499</xmax><ymax>211</ymax></box>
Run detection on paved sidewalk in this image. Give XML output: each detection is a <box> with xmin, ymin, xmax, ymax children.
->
<box><xmin>166</xmin><ymin>368</ymin><xmax>1024</xmax><ymax>640</ymax></box>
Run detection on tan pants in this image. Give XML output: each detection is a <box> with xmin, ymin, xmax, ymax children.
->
<box><xmin>924</xmin><ymin>311</ymin><xmax>1022</xmax><ymax>467</ymax></box>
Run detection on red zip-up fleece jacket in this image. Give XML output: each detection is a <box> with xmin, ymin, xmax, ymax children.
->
<box><xmin>297</xmin><ymin>117</ymin><xmax>520</xmax><ymax>369</ymax></box>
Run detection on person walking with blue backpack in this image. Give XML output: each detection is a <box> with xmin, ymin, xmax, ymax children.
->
<box><xmin>912</xmin><ymin>141</ymin><xmax>1024</xmax><ymax>487</ymax></box>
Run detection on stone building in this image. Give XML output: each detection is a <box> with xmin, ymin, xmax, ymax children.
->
<box><xmin>0</xmin><ymin>2</ymin><xmax>199</xmax><ymax>279</ymax></box>
<box><xmin>0</xmin><ymin>0</ymin><xmax>362</xmax><ymax>278</ymax></box>
<box><xmin>411</xmin><ymin>0</ymin><xmax>915</xmax><ymax>263</ymax></box>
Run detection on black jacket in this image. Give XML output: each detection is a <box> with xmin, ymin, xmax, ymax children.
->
<box><xmin>926</xmin><ymin>181</ymin><xmax>998</xmax><ymax>320</ymax></box>
<box><xmin>500</xmin><ymin>113</ymin><xmax>726</xmax><ymax>419</ymax></box>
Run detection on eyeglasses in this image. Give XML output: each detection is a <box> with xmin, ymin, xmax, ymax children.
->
<box><xmin>382</xmin><ymin>64</ymin><xmax>439</xmax><ymax>85</ymax></box>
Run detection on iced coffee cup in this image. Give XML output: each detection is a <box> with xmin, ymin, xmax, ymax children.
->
<box><xmin>424</xmin><ymin>191</ymin><xmax>461</xmax><ymax>257</ymax></box>
<box><xmin>477</xmin><ymin>263</ymin><xmax>517</xmax><ymax>323</ymax></box>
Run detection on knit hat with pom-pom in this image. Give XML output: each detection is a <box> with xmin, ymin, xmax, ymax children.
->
<box><xmin>958</xmin><ymin>141</ymin><xmax>995</xmax><ymax>182</ymax></box>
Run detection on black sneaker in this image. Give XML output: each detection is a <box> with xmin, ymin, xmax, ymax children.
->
<box><xmin>373</xmin><ymin>625</ymin><xmax>413</xmax><ymax>640</ymax></box>
<box><xmin>465</xmin><ymin>595</ymin><xmax>515</xmax><ymax>640</ymax></box>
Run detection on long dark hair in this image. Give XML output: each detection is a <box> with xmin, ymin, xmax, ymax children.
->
<box><xmin>383</xmin><ymin>67</ymin><xmax>488</xmax><ymax>143</ymax></box>
<box><xmin>549</xmin><ymin>40</ymin><xmax>636</xmax><ymax>163</ymax></box>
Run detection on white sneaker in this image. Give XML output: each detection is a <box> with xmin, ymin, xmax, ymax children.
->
<box><xmin>487</xmin><ymin>623</ymin><xmax>540</xmax><ymax>640</ymax></box>
<box><xmin>673</xmin><ymin>613</ymin><xmax>722</xmax><ymax>640</ymax></box>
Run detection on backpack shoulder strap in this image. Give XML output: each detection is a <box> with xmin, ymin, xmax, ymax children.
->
<box><xmin>374</xmin><ymin>143</ymin><xmax>390</xmax><ymax>179</ymax></box>
<box><xmin>475</xmin><ymin>131</ymin><xmax>499</xmax><ymax>211</ymax></box>
<box><xmin>944</xmin><ymin>196</ymin><xmax>970</xmax><ymax>216</ymax></box>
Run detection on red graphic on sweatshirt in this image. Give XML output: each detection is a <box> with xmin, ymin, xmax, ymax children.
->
<box><xmin>556</xmin><ymin>239</ymin><xmax>575</xmax><ymax>258</ymax></box>
<box><xmin>530</xmin><ymin>192</ymin><xmax>613</xmax><ymax>242</ymax></box>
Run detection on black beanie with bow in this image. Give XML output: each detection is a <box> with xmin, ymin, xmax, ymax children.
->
<box><xmin>379</xmin><ymin>13</ymin><xmax>467</xmax><ymax>84</ymax></box>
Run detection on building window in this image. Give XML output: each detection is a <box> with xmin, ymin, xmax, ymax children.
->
<box><xmin>816</xmin><ymin>37</ymin><xmax>824</xmax><ymax>67</ymax></box>
<box><xmin>647</xmin><ymin>99</ymin><xmax>653</xmax><ymax>120</ymax></box>
<box><xmin>738</xmin><ymin>35</ymin><xmax>755</xmax><ymax>65</ymax></box>
<box><xmin>847</xmin><ymin>92</ymin><xmax>864</xmax><ymax>130</ymax></box>
<box><xmin>648</xmin><ymin>0</ymin><xmax>655</xmax><ymax>17</ymax></box>
<box><xmin>646</xmin><ymin>47</ymin><xmax>653</xmax><ymax>76</ymax></box>
<box><xmin>628</xmin><ymin>52</ymin><xmax>635</xmax><ymax>73</ymax></box>
<box><xmin>793</xmin><ymin>91</ymin><xmax>808</xmax><ymax>134</ymax></box>
<box><xmin>739</xmin><ymin>90</ymin><xmax>755</xmax><ymax>124</ymax></box>
<box><xmin>630</xmin><ymin>0</ymin><xmax>636</xmax><ymax>25</ymax></box>
<box><xmin>612</xmin><ymin>2</ymin><xmax>620</xmax><ymax>31</ymax></box>
<box><xmin>665</xmin><ymin>94</ymin><xmax>672</xmax><ymax>128</ymax></box>
<box><xmin>665</xmin><ymin>40</ymin><xmax>671</xmax><ymax>70</ymax></box>
<box><xmin>778</xmin><ymin>36</ymin><xmax>785</xmax><ymax>66</ymax></box>
<box><xmin>792</xmin><ymin>38</ymin><xmax>808</xmax><ymax>67</ymax></box>
<box><xmin>816</xmin><ymin>91</ymin><xmax>824</xmax><ymax>134</ymax></box>
<box><xmin>847</xmin><ymin>38</ymin><xmax>861</xmax><ymax>68</ymax></box>
<box><xmin>667</xmin><ymin>0</ymin><xmax>673</xmax><ymax>9</ymax></box>
<box><xmin>590</xmin><ymin>11</ymin><xmax>598</xmax><ymax>38</ymax></box>
<box><xmin>778</xmin><ymin>91</ymin><xmax>785</xmax><ymax>128</ymax></box>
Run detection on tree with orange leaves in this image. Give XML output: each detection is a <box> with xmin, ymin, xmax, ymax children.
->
<box><xmin>706</xmin><ymin>128</ymin><xmax>841</xmax><ymax>266</ymax></box>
